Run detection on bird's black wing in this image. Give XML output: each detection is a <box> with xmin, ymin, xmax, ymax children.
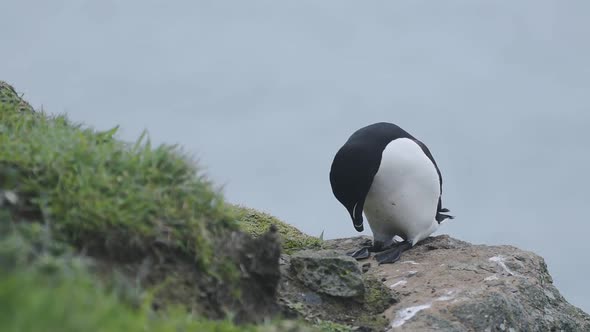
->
<box><xmin>412</xmin><ymin>139</ymin><xmax>454</xmax><ymax>223</ymax></box>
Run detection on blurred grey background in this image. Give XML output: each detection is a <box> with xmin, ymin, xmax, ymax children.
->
<box><xmin>1</xmin><ymin>0</ymin><xmax>589</xmax><ymax>311</ymax></box>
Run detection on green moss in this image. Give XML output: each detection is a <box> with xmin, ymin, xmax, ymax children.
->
<box><xmin>313</xmin><ymin>321</ymin><xmax>354</xmax><ymax>332</ymax></box>
<box><xmin>232</xmin><ymin>205</ymin><xmax>322</xmax><ymax>254</ymax></box>
<box><xmin>362</xmin><ymin>277</ymin><xmax>395</xmax><ymax>313</ymax></box>
<box><xmin>353</xmin><ymin>277</ymin><xmax>395</xmax><ymax>330</ymax></box>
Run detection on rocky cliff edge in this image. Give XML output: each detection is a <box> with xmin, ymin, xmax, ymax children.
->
<box><xmin>279</xmin><ymin>235</ymin><xmax>590</xmax><ymax>331</ymax></box>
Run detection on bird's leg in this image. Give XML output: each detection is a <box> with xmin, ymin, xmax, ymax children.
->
<box><xmin>373</xmin><ymin>241</ymin><xmax>412</xmax><ymax>265</ymax></box>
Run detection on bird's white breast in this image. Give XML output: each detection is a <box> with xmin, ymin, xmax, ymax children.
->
<box><xmin>363</xmin><ymin>138</ymin><xmax>441</xmax><ymax>246</ymax></box>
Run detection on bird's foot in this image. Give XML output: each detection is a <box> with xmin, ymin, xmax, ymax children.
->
<box><xmin>346</xmin><ymin>240</ymin><xmax>393</xmax><ymax>260</ymax></box>
<box><xmin>348</xmin><ymin>246</ymin><xmax>372</xmax><ymax>260</ymax></box>
<box><xmin>374</xmin><ymin>241</ymin><xmax>412</xmax><ymax>265</ymax></box>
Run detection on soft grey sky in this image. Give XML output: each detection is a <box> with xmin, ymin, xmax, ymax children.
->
<box><xmin>2</xmin><ymin>0</ymin><xmax>589</xmax><ymax>312</ymax></box>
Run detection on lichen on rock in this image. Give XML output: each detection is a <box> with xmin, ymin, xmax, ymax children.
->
<box><xmin>290</xmin><ymin>249</ymin><xmax>365</xmax><ymax>298</ymax></box>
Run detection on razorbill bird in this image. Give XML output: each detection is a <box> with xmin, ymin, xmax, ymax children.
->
<box><xmin>329</xmin><ymin>122</ymin><xmax>453</xmax><ymax>264</ymax></box>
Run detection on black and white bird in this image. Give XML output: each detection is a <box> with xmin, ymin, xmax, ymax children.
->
<box><xmin>329</xmin><ymin>122</ymin><xmax>453</xmax><ymax>264</ymax></box>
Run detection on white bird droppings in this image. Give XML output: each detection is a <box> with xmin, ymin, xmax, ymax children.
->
<box><xmin>390</xmin><ymin>280</ymin><xmax>407</xmax><ymax>289</ymax></box>
<box><xmin>436</xmin><ymin>294</ymin><xmax>454</xmax><ymax>301</ymax></box>
<box><xmin>401</xmin><ymin>260</ymin><xmax>420</xmax><ymax>265</ymax></box>
<box><xmin>391</xmin><ymin>303</ymin><xmax>432</xmax><ymax>328</ymax></box>
<box><xmin>390</xmin><ymin>290</ymin><xmax>456</xmax><ymax>328</ymax></box>
<box><xmin>489</xmin><ymin>256</ymin><xmax>520</xmax><ymax>277</ymax></box>
<box><xmin>484</xmin><ymin>275</ymin><xmax>499</xmax><ymax>281</ymax></box>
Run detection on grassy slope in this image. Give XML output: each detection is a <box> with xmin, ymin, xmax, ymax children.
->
<box><xmin>0</xmin><ymin>81</ymin><xmax>326</xmax><ymax>332</ymax></box>
<box><xmin>0</xmin><ymin>100</ymin><xmax>232</xmax><ymax>267</ymax></box>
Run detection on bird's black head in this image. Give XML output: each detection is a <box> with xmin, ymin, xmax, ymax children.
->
<box><xmin>329</xmin><ymin>141</ymin><xmax>381</xmax><ymax>232</ymax></box>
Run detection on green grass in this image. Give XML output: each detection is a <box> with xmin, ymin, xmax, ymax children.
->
<box><xmin>0</xmin><ymin>81</ymin><xmax>329</xmax><ymax>332</ymax></box>
<box><xmin>0</xmin><ymin>83</ymin><xmax>251</xmax><ymax>322</ymax></box>
<box><xmin>0</xmin><ymin>102</ymin><xmax>235</xmax><ymax>268</ymax></box>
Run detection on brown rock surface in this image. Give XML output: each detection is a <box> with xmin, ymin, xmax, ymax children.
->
<box><xmin>317</xmin><ymin>235</ymin><xmax>590</xmax><ymax>331</ymax></box>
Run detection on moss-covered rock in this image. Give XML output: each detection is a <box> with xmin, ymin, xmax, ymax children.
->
<box><xmin>277</xmin><ymin>252</ymin><xmax>395</xmax><ymax>331</ymax></box>
<box><xmin>290</xmin><ymin>249</ymin><xmax>364</xmax><ymax>298</ymax></box>
<box><xmin>355</xmin><ymin>276</ymin><xmax>397</xmax><ymax>330</ymax></box>
<box><xmin>232</xmin><ymin>205</ymin><xmax>323</xmax><ymax>254</ymax></box>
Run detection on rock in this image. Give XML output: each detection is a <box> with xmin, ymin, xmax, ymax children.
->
<box><xmin>321</xmin><ymin>234</ymin><xmax>590</xmax><ymax>332</ymax></box>
<box><xmin>290</xmin><ymin>249</ymin><xmax>365</xmax><ymax>298</ymax></box>
<box><xmin>279</xmin><ymin>249</ymin><xmax>396</xmax><ymax>331</ymax></box>
<box><xmin>217</xmin><ymin>224</ymin><xmax>283</xmax><ymax>323</ymax></box>
<box><xmin>277</xmin><ymin>235</ymin><xmax>590</xmax><ymax>331</ymax></box>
